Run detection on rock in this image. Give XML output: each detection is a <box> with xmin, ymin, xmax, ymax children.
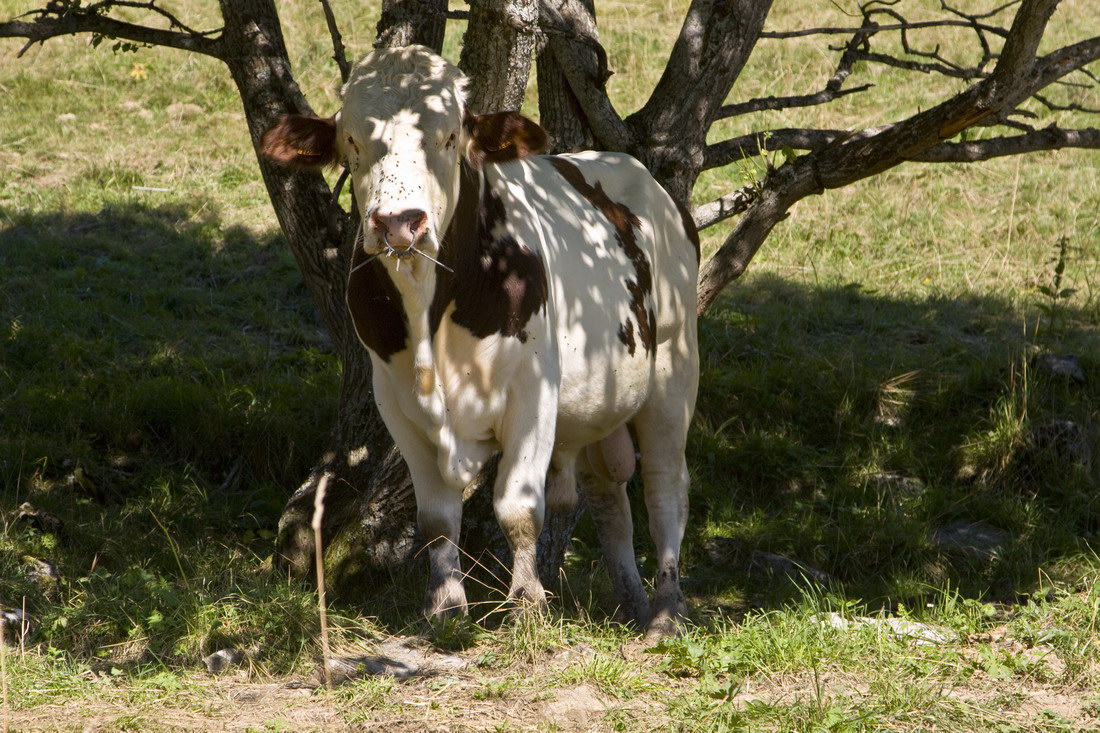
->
<box><xmin>56</xmin><ymin>113</ymin><xmax>77</xmax><ymax>123</ymax></box>
<box><xmin>203</xmin><ymin>647</ymin><xmax>243</xmax><ymax>674</ymax></box>
<box><xmin>552</xmin><ymin>643</ymin><xmax>597</xmax><ymax>665</ymax></box>
<box><xmin>703</xmin><ymin>537</ymin><xmax>831</xmax><ymax>585</ymax></box>
<box><xmin>866</xmin><ymin>472</ymin><xmax>925</xmax><ymax>496</ymax></box>
<box><xmin>1031</xmin><ymin>353</ymin><xmax>1085</xmax><ymax>386</ymax></box>
<box><xmin>24</xmin><ymin>556</ymin><xmax>60</xmax><ymax>587</ymax></box>
<box><xmin>166</xmin><ymin>102</ymin><xmax>203</xmax><ymax>119</ymax></box>
<box><xmin>933</xmin><ymin>521</ymin><xmax>1010</xmax><ymax>560</ymax></box>
<box><xmin>1027</xmin><ymin>420</ymin><xmax>1091</xmax><ymax>466</ymax></box>
<box><xmin>15</xmin><ymin>502</ymin><xmax>65</xmax><ymax>537</ymax></box>
<box><xmin>1</xmin><ymin>608</ymin><xmax>30</xmax><ymax>644</ymax></box>
<box><xmin>816</xmin><ymin>612</ymin><xmax>955</xmax><ymax>645</ymax></box>
<box><xmin>749</xmin><ymin>550</ymin><xmax>831</xmax><ymax>585</ymax></box>
<box><xmin>316</xmin><ymin>636</ymin><xmax>468</xmax><ymax>686</ymax></box>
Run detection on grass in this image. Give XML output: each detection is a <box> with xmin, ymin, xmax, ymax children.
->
<box><xmin>2</xmin><ymin>0</ymin><xmax>1099</xmax><ymax>729</ymax></box>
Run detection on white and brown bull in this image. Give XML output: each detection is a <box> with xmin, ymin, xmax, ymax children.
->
<box><xmin>262</xmin><ymin>46</ymin><xmax>699</xmax><ymax>636</ymax></box>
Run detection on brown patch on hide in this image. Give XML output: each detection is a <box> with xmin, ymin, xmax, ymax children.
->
<box><xmin>430</xmin><ymin>161</ymin><xmax>548</xmax><ymax>342</ymax></box>
<box><xmin>346</xmin><ymin>245</ymin><xmax>409</xmax><ymax>361</ymax></box>
<box><xmin>260</xmin><ymin>114</ymin><xmax>339</xmax><ymax>169</ymax></box>
<box><xmin>465</xmin><ymin>111</ymin><xmax>549</xmax><ymax>169</ymax></box>
<box><xmin>549</xmin><ymin>157</ymin><xmax>656</xmax><ymax>357</ymax></box>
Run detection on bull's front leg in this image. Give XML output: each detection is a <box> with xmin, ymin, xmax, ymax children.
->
<box><xmin>493</xmin><ymin>378</ymin><xmax>559</xmax><ymax>609</ymax></box>
<box><xmin>374</xmin><ymin>388</ymin><xmax>468</xmax><ymax>618</ymax></box>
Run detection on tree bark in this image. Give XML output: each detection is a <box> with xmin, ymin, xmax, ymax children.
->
<box><xmin>376</xmin><ymin>0</ymin><xmax>448</xmax><ymax>51</ymax></box>
<box><xmin>537</xmin><ymin>0</ymin><xmax>599</xmax><ymax>152</ymax></box>
<box><xmin>460</xmin><ymin>0</ymin><xmax>538</xmax><ymax>112</ymax></box>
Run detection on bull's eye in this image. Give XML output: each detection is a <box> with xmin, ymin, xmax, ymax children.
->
<box><xmin>443</xmin><ymin>130</ymin><xmax>458</xmax><ymax>150</ymax></box>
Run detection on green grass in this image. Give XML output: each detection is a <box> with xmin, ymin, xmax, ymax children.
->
<box><xmin>2</xmin><ymin>0</ymin><xmax>1099</xmax><ymax>729</ymax></box>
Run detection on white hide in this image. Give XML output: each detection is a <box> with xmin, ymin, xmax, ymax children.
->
<box><xmin>337</xmin><ymin>47</ymin><xmax>699</xmax><ymax>633</ymax></box>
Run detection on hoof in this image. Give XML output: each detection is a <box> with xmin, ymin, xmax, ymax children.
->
<box><xmin>423</xmin><ymin>581</ymin><xmax>469</xmax><ymax>620</ymax></box>
<box><xmin>644</xmin><ymin>593</ymin><xmax>686</xmax><ymax>639</ymax></box>
<box><xmin>611</xmin><ymin>599</ymin><xmax>651</xmax><ymax>631</ymax></box>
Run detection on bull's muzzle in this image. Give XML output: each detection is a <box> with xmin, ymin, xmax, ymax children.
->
<box><xmin>369</xmin><ymin>208</ymin><xmax>428</xmax><ymax>251</ymax></box>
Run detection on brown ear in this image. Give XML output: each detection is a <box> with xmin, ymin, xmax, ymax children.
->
<box><xmin>260</xmin><ymin>114</ymin><xmax>339</xmax><ymax>169</ymax></box>
<box><xmin>465</xmin><ymin>111</ymin><xmax>549</xmax><ymax>168</ymax></box>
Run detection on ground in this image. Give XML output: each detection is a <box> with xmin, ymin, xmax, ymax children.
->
<box><xmin>1</xmin><ymin>0</ymin><xmax>1099</xmax><ymax>730</ymax></box>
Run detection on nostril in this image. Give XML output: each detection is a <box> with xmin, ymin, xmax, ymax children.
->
<box><xmin>407</xmin><ymin>209</ymin><xmax>428</xmax><ymax>235</ymax></box>
<box><xmin>369</xmin><ymin>210</ymin><xmax>387</xmax><ymax>232</ymax></box>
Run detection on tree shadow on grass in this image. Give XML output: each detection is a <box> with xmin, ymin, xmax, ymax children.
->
<box><xmin>663</xmin><ymin>272</ymin><xmax>1099</xmax><ymax>615</ymax></box>
<box><xmin>3</xmin><ymin>202</ymin><xmax>1098</xmax><ymax>656</ymax></box>
<box><xmin>1</xmin><ymin>202</ymin><xmax>339</xmax><ymax>665</ymax></box>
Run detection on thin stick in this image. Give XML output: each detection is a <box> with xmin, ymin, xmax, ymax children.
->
<box><xmin>317</xmin><ymin>0</ymin><xmax>350</xmax><ymax>83</ymax></box>
<box><xmin>312</xmin><ymin>474</ymin><xmax>334</xmax><ymax>691</ymax></box>
<box><xmin>1</xmin><ymin>610</ymin><xmax>8</xmax><ymax>733</ymax></box>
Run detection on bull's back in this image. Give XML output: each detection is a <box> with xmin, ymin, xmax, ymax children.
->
<box><xmin>485</xmin><ymin>152</ymin><xmax>698</xmax><ymax>446</ymax></box>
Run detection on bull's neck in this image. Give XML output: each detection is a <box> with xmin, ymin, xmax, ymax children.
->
<box><xmin>392</xmin><ymin>160</ymin><xmax>483</xmax><ymax>419</ymax></box>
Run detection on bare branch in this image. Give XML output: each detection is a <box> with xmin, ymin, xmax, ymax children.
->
<box><xmin>692</xmin><ymin>188</ymin><xmax>756</xmax><ymax>230</ymax></box>
<box><xmin>716</xmin><ymin>85</ymin><xmax>872</xmax><ymax>119</ymax></box>
<box><xmin>318</xmin><ymin>0</ymin><xmax>350</xmax><ymax>82</ymax></box>
<box><xmin>696</xmin><ymin>0</ymin><xmax>1062</xmax><ymax>314</ymax></box>
<box><xmin>697</xmin><ymin>125</ymin><xmax>1099</xmax><ymax>230</ymax></box>
<box><xmin>705</xmin><ymin>128</ymin><xmax>846</xmax><ymax>169</ymax></box>
<box><xmin>758</xmin><ymin>19</ymin><xmax>1010</xmax><ymax>39</ymax></box>
<box><xmin>0</xmin><ymin>1</ymin><xmax>223</xmax><ymax>58</ymax></box>
<box><xmin>916</xmin><ymin>126</ymin><xmax>1100</xmax><ymax>162</ymax></box>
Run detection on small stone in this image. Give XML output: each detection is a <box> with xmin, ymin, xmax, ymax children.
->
<box><xmin>56</xmin><ymin>113</ymin><xmax>77</xmax><ymax>122</ymax></box>
<box><xmin>815</xmin><ymin>612</ymin><xmax>955</xmax><ymax>645</ymax></box>
<box><xmin>15</xmin><ymin>502</ymin><xmax>65</xmax><ymax>537</ymax></box>
<box><xmin>203</xmin><ymin>647</ymin><xmax>243</xmax><ymax>674</ymax></box>
<box><xmin>749</xmin><ymin>550</ymin><xmax>831</xmax><ymax>585</ymax></box>
<box><xmin>166</xmin><ymin>102</ymin><xmax>203</xmax><ymax>119</ymax></box>
<box><xmin>866</xmin><ymin>472</ymin><xmax>925</xmax><ymax>495</ymax></box>
<box><xmin>1031</xmin><ymin>353</ymin><xmax>1085</xmax><ymax>386</ymax></box>
<box><xmin>1</xmin><ymin>608</ymin><xmax>30</xmax><ymax>644</ymax></box>
<box><xmin>1027</xmin><ymin>420</ymin><xmax>1091</xmax><ymax>466</ymax></box>
<box><xmin>933</xmin><ymin>521</ymin><xmax>1010</xmax><ymax>560</ymax></box>
<box><xmin>24</xmin><ymin>556</ymin><xmax>60</xmax><ymax>585</ymax></box>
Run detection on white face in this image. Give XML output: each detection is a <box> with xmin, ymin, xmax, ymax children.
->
<box><xmin>336</xmin><ymin>47</ymin><xmax>468</xmax><ymax>258</ymax></box>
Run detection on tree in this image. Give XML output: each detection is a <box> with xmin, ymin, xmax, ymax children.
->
<box><xmin>3</xmin><ymin>0</ymin><xmax>1097</xmax><ymax>601</ymax></box>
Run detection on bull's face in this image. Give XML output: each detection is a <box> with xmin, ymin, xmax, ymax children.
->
<box><xmin>261</xmin><ymin>45</ymin><xmax>547</xmax><ymax>277</ymax></box>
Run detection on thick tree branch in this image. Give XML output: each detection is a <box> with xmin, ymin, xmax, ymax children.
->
<box><xmin>695</xmin><ymin>0</ymin><xmax>1062</xmax><ymax>314</ymax></box>
<box><xmin>539</xmin><ymin>0</ymin><xmax>633</xmax><ymax>151</ymax></box>
<box><xmin>0</xmin><ymin>2</ymin><xmax>223</xmax><ymax>58</ymax></box>
<box><xmin>696</xmin><ymin>126</ymin><xmax>1099</xmax><ymax>230</ymax></box>
<box><xmin>629</xmin><ymin>0</ymin><xmax>774</xmax><ymax>200</ymax></box>
<box><xmin>916</xmin><ymin>125</ymin><xmax>1100</xmax><ymax>162</ymax></box>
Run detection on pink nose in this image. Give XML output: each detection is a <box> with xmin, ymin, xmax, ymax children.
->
<box><xmin>370</xmin><ymin>208</ymin><xmax>427</xmax><ymax>250</ymax></box>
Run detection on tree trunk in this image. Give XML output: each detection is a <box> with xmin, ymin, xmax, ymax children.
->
<box><xmin>376</xmin><ymin>0</ymin><xmax>448</xmax><ymax>51</ymax></box>
<box><xmin>537</xmin><ymin>0</ymin><xmax>599</xmax><ymax>152</ymax></box>
<box><xmin>459</xmin><ymin>0</ymin><xmax>538</xmax><ymax>112</ymax></box>
<box><xmin>262</xmin><ymin>0</ymin><xmax>574</xmax><ymax>599</ymax></box>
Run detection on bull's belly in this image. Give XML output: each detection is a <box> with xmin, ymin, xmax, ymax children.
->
<box><xmin>554</xmin><ymin>349</ymin><xmax>652</xmax><ymax>452</ymax></box>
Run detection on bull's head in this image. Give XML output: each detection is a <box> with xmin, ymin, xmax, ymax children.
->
<box><xmin>261</xmin><ymin>45</ymin><xmax>547</xmax><ymax>273</ymax></box>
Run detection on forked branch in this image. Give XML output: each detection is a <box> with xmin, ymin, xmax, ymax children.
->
<box><xmin>0</xmin><ymin>0</ymin><xmax>223</xmax><ymax>57</ymax></box>
<box><xmin>695</xmin><ymin>0</ymin><xmax>1066</xmax><ymax>313</ymax></box>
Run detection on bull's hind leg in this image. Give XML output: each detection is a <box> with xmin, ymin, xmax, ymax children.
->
<box><xmin>634</xmin><ymin>334</ymin><xmax>699</xmax><ymax>638</ymax></box>
<box><xmin>577</xmin><ymin>450</ymin><xmax>651</xmax><ymax>628</ymax></box>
